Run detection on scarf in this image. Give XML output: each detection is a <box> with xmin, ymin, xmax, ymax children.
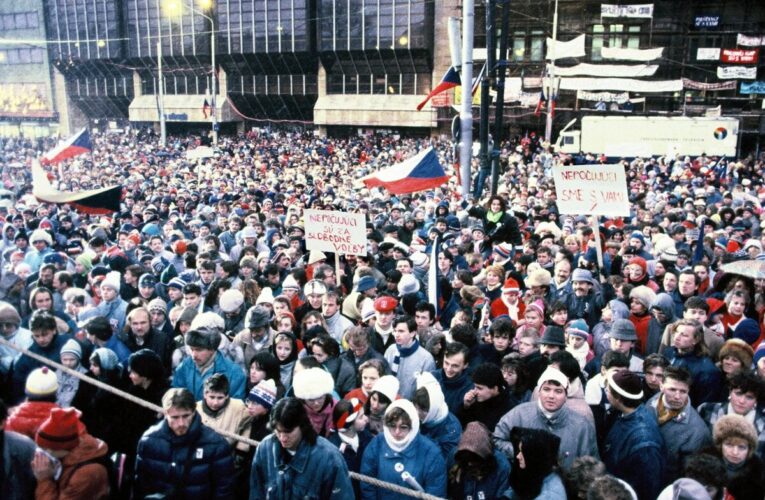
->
<box><xmin>338</xmin><ymin>430</ymin><xmax>360</xmax><ymax>453</ymax></box>
<box><xmin>566</xmin><ymin>342</ymin><xmax>591</xmax><ymax>370</ymax></box>
<box><xmin>202</xmin><ymin>397</ymin><xmax>231</xmax><ymax>418</ymax></box>
<box><xmin>487</xmin><ymin>211</ymin><xmax>502</xmax><ymax>224</ymax></box>
<box><xmin>656</xmin><ymin>396</ymin><xmax>682</xmax><ymax>426</ymax></box>
<box><xmin>383</xmin><ymin>400</ymin><xmax>420</xmax><ymax>453</ymax></box>
<box><xmin>391</xmin><ymin>339</ymin><xmax>420</xmax><ymax>376</ymax></box>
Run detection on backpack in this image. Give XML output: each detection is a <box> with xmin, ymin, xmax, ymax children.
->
<box><xmin>70</xmin><ymin>452</ymin><xmax>123</xmax><ymax>499</ymax></box>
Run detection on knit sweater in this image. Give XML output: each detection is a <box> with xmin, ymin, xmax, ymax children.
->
<box><xmin>384</xmin><ymin>342</ymin><xmax>435</xmax><ymax>400</ymax></box>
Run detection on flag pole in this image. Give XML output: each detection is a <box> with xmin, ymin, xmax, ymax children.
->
<box><xmin>544</xmin><ymin>0</ymin><xmax>559</xmax><ymax>143</ymax></box>
<box><xmin>459</xmin><ymin>0</ymin><xmax>475</xmax><ymax>200</ymax></box>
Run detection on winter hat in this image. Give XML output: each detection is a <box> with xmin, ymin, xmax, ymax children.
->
<box><xmin>754</xmin><ymin>342</ymin><xmax>765</xmax><ymax>368</ymax></box>
<box><xmin>185</xmin><ymin>327</ymin><xmax>222</xmax><ymax>351</ymax></box>
<box><xmin>177</xmin><ymin>306</ymin><xmax>198</xmax><ymax>325</ymax></box>
<box><xmin>629</xmin><ymin>231</ymin><xmax>645</xmax><ymax>245</ymax></box>
<box><xmin>90</xmin><ymin>347</ymin><xmax>120</xmax><ymax>371</ymax></box>
<box><xmin>128</xmin><ymin>349</ymin><xmax>165</xmax><ymax>380</ymax></box>
<box><xmin>733</xmin><ymin>319</ymin><xmax>761</xmax><ymax>348</ymax></box>
<box><xmin>0</xmin><ymin>301</ymin><xmax>22</xmax><ymax>326</ymax></box>
<box><xmin>307</xmin><ymin>250</ymin><xmax>327</xmax><ymax>265</ymax></box>
<box><xmin>30</xmin><ymin>229</ymin><xmax>52</xmax><ymax>246</ymax></box>
<box><xmin>190</xmin><ymin>311</ymin><xmax>225</xmax><ymax>333</ymax></box>
<box><xmin>281</xmin><ymin>274</ymin><xmax>300</xmax><ymax>291</ymax></box>
<box><xmin>371</xmin><ymin>375</ymin><xmax>400</xmax><ymax>403</ymax></box>
<box><xmin>256</xmin><ymin>287</ymin><xmax>275</xmax><ymax>305</ymax></box>
<box><xmin>628</xmin><ymin>257</ymin><xmax>648</xmax><ymax>275</ymax></box>
<box><xmin>526</xmin><ymin>299</ymin><xmax>545</xmax><ymax>317</ymax></box>
<box><xmin>304</xmin><ymin>279</ymin><xmax>327</xmax><ymax>296</ymax></box>
<box><xmin>415</xmin><ymin>371</ymin><xmax>449</xmax><ymax>424</ymax></box>
<box><xmin>566</xmin><ymin>319</ymin><xmax>590</xmax><ymax>339</ymax></box>
<box><xmin>147</xmin><ymin>298</ymin><xmax>167</xmax><ymax>314</ymax></box>
<box><xmin>744</xmin><ymin>239</ymin><xmax>763</xmax><ymax>252</ymax></box>
<box><xmin>397</xmin><ymin>274</ymin><xmax>420</xmax><ymax>295</ymax></box>
<box><xmin>610</xmin><ymin>319</ymin><xmax>638</xmax><ymax>341</ymax></box>
<box><xmin>525</xmin><ymin>268</ymin><xmax>552</xmax><ymax>288</ymax></box>
<box><xmin>374</xmin><ymin>295</ymin><xmax>398</xmax><ymax>313</ymax></box>
<box><xmin>292</xmin><ymin>367</ymin><xmax>334</xmax><ymax>400</ymax></box>
<box><xmin>101</xmin><ymin>271</ymin><xmax>121</xmax><ymax>292</ymax></box>
<box><xmin>719</xmin><ymin>338</ymin><xmax>754</xmax><ymax>368</ymax></box>
<box><xmin>167</xmin><ymin>277</ymin><xmax>187</xmax><ymax>291</ymax></box>
<box><xmin>608</xmin><ymin>370</ymin><xmax>643</xmax><ymax>401</ymax></box>
<box><xmin>246</xmin><ymin>305</ymin><xmax>271</xmax><ymax>329</ymax></box>
<box><xmin>540</xmin><ymin>326</ymin><xmax>566</xmax><ymax>347</ymax></box>
<box><xmin>355</xmin><ymin>275</ymin><xmax>377</xmax><ymax>293</ymax></box>
<box><xmin>493</xmin><ymin>243</ymin><xmax>513</xmax><ymax>261</ymax></box>
<box><xmin>536</xmin><ymin>366</ymin><xmax>570</xmax><ymax>389</ymax></box>
<box><xmin>383</xmin><ymin>399</ymin><xmax>420</xmax><ymax>452</ymax></box>
<box><xmin>139</xmin><ymin>273</ymin><xmax>158</xmax><ymax>289</ymax></box>
<box><xmin>334</xmin><ymin>397</ymin><xmax>365</xmax><ymax>431</ymax></box>
<box><xmin>713</xmin><ymin>414</ymin><xmax>758</xmax><ymax>457</ymax></box>
<box><xmin>460</xmin><ymin>285</ymin><xmax>484</xmax><ymax>304</ymax></box>
<box><xmin>456</xmin><ymin>422</ymin><xmax>494</xmax><ymax>459</ymax></box>
<box><xmin>658</xmin><ymin>478</ymin><xmax>712</xmax><ymax>500</ymax></box>
<box><xmin>629</xmin><ymin>286</ymin><xmax>657</xmax><ymax>310</ymax></box>
<box><xmin>342</xmin><ymin>292</ymin><xmax>362</xmax><ymax>321</ymax></box>
<box><xmin>502</xmin><ymin>278</ymin><xmax>520</xmax><ymax>292</ymax></box>
<box><xmin>25</xmin><ymin>367</ymin><xmax>59</xmax><ymax>397</ymax></box>
<box><xmin>360</xmin><ymin>299</ymin><xmax>376</xmax><ymax>322</ymax></box>
<box><xmin>36</xmin><ymin>407</ymin><xmax>81</xmax><ymax>451</ymax></box>
<box><xmin>60</xmin><ymin>339</ymin><xmax>82</xmax><ymax>360</ymax></box>
<box><xmin>219</xmin><ymin>289</ymin><xmax>245</xmax><ymax>313</ymax></box>
<box><xmin>571</xmin><ymin>268</ymin><xmax>596</xmax><ymax>285</ymax></box>
<box><xmin>247</xmin><ymin>378</ymin><xmax>278</xmax><ymax>410</ymax></box>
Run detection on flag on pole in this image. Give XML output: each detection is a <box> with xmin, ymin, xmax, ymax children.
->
<box><xmin>360</xmin><ymin>147</ymin><xmax>449</xmax><ymax>195</ymax></box>
<box><xmin>427</xmin><ymin>241</ymin><xmax>440</xmax><ymax>319</ymax></box>
<box><xmin>202</xmin><ymin>99</ymin><xmax>212</xmax><ymax>119</ymax></box>
<box><xmin>32</xmin><ymin>160</ymin><xmax>122</xmax><ymax>214</ymax></box>
<box><xmin>40</xmin><ymin>128</ymin><xmax>92</xmax><ymax>165</ymax></box>
<box><xmin>534</xmin><ymin>88</ymin><xmax>547</xmax><ymax>116</ymax></box>
<box><xmin>417</xmin><ymin>66</ymin><xmax>461</xmax><ymax>111</ymax></box>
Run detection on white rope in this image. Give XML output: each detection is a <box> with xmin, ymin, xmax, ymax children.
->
<box><xmin>0</xmin><ymin>337</ymin><xmax>445</xmax><ymax>500</ymax></box>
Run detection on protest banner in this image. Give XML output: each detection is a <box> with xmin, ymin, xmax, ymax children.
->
<box><xmin>601</xmin><ymin>3</ymin><xmax>654</xmax><ymax>18</ymax></box>
<box><xmin>305</xmin><ymin>209</ymin><xmax>368</xmax><ymax>257</ymax></box>
<box><xmin>696</xmin><ymin>48</ymin><xmax>721</xmax><ymax>61</ymax></box>
<box><xmin>717</xmin><ymin>66</ymin><xmax>757</xmax><ymax>79</ymax></box>
<box><xmin>721</xmin><ymin>49</ymin><xmax>759</xmax><ymax>64</ymax></box>
<box><xmin>552</xmin><ymin>164</ymin><xmax>630</xmax><ymax>217</ymax></box>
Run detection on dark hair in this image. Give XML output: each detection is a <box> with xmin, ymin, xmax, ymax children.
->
<box><xmin>270</xmin><ymin>397</ymin><xmax>317</xmax><ymax>445</ymax></box>
<box><xmin>413</xmin><ymin>387</ymin><xmax>430</xmax><ymax>412</ymax></box>
<box><xmin>549</xmin><ymin>351</ymin><xmax>580</xmax><ymax>382</ymax></box>
<box><xmin>383</xmin><ymin>406</ymin><xmax>412</xmax><ymax>428</ymax></box>
<box><xmin>684</xmin><ymin>296</ymin><xmax>709</xmax><ymax>313</ymax></box>
<box><xmin>643</xmin><ymin>353</ymin><xmax>669</xmax><ymax>372</ymax></box>
<box><xmin>296</xmin><ymin>356</ymin><xmax>322</xmax><ymax>371</ymax></box>
<box><xmin>489</xmin><ymin>317</ymin><xmax>516</xmax><ymax>339</ymax></box>
<box><xmin>455</xmin><ymin>269</ymin><xmax>474</xmax><ymax>286</ymax></box>
<box><xmin>199</xmin><ymin>260</ymin><xmax>216</xmax><ymax>272</ymax></box>
<box><xmin>0</xmin><ymin>397</ymin><xmax>7</xmax><ymax>422</ymax></box>
<box><xmin>392</xmin><ymin>315</ymin><xmax>416</xmax><ymax>334</ymax></box>
<box><xmin>564</xmin><ymin>456</ymin><xmax>607</xmax><ymax>500</ymax></box>
<box><xmin>30</xmin><ymin>309</ymin><xmax>57</xmax><ymax>331</ymax></box>
<box><xmin>85</xmin><ymin>316</ymin><xmax>113</xmax><ymax>341</ymax></box>
<box><xmin>451</xmin><ymin>323</ymin><xmax>478</xmax><ymax>349</ymax></box>
<box><xmin>309</xmin><ymin>334</ymin><xmax>340</xmax><ymax>358</ymax></box>
<box><xmin>183</xmin><ymin>283</ymin><xmax>202</xmax><ymax>295</ymax></box>
<box><xmin>54</xmin><ymin>271</ymin><xmax>73</xmax><ymax>287</ymax></box>
<box><xmin>471</xmin><ymin>362</ymin><xmax>506</xmax><ymax>390</ymax></box>
<box><xmin>204</xmin><ymin>373</ymin><xmax>230</xmax><ymax>394</ymax></box>
<box><xmin>444</xmin><ymin>341</ymin><xmax>470</xmax><ymax>361</ymax></box>
<box><xmin>250</xmin><ymin>351</ymin><xmax>282</xmax><ymax>383</ymax></box>
<box><xmin>415</xmin><ymin>301</ymin><xmax>436</xmax><ymax>321</ymax></box>
<box><xmin>729</xmin><ymin>371</ymin><xmax>765</xmax><ymax>399</ymax></box>
<box><xmin>662</xmin><ymin>365</ymin><xmax>692</xmax><ymax>386</ymax></box>
<box><xmin>601</xmin><ymin>350</ymin><xmax>629</xmax><ymax>370</ymax></box>
<box><xmin>682</xmin><ymin>453</ymin><xmax>726</xmax><ymax>493</ymax></box>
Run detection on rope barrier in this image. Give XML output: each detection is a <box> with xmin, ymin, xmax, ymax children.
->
<box><xmin>0</xmin><ymin>337</ymin><xmax>446</xmax><ymax>500</ymax></box>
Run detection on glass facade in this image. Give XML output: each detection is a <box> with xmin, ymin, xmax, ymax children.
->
<box><xmin>45</xmin><ymin>0</ymin><xmax>122</xmax><ymax>60</ymax></box>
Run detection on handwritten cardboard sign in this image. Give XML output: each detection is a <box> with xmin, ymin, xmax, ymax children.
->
<box><xmin>305</xmin><ymin>209</ymin><xmax>368</xmax><ymax>256</ymax></box>
<box><xmin>552</xmin><ymin>164</ymin><xmax>630</xmax><ymax>216</ymax></box>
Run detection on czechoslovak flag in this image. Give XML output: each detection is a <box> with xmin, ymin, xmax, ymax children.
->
<box><xmin>416</xmin><ymin>66</ymin><xmax>461</xmax><ymax>111</ymax></box>
<box><xmin>40</xmin><ymin>128</ymin><xmax>92</xmax><ymax>165</ymax></box>
<box><xmin>361</xmin><ymin>147</ymin><xmax>449</xmax><ymax>195</ymax></box>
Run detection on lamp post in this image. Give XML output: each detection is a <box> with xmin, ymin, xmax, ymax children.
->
<box><xmin>170</xmin><ymin>1</ymin><xmax>217</xmax><ymax>144</ymax></box>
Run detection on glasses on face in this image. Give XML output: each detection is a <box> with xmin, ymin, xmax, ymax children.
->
<box><xmin>387</xmin><ymin>424</ymin><xmax>411</xmax><ymax>433</ymax></box>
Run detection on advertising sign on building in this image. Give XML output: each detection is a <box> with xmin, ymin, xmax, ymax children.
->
<box><xmin>717</xmin><ymin>66</ymin><xmax>757</xmax><ymax>79</ymax></box>
<box><xmin>721</xmin><ymin>49</ymin><xmax>759</xmax><ymax>64</ymax></box>
<box><xmin>694</xmin><ymin>16</ymin><xmax>720</xmax><ymax>28</ymax></box>
<box><xmin>601</xmin><ymin>4</ymin><xmax>654</xmax><ymax>18</ymax></box>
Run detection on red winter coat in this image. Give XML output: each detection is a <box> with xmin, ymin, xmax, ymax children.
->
<box><xmin>629</xmin><ymin>313</ymin><xmax>652</xmax><ymax>355</ymax></box>
<box><xmin>5</xmin><ymin>401</ymin><xmax>59</xmax><ymax>440</ymax></box>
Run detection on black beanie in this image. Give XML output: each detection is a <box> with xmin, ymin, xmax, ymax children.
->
<box><xmin>128</xmin><ymin>349</ymin><xmax>165</xmax><ymax>381</ymax></box>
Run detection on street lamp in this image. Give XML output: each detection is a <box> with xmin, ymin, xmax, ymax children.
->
<box><xmin>167</xmin><ymin>0</ymin><xmax>218</xmax><ymax>144</ymax></box>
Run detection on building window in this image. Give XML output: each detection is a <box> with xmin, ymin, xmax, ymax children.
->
<box><xmin>592</xmin><ymin>24</ymin><xmax>641</xmax><ymax>59</ymax></box>
<box><xmin>592</xmin><ymin>24</ymin><xmax>605</xmax><ymax>60</ymax></box>
<box><xmin>530</xmin><ymin>30</ymin><xmax>545</xmax><ymax>61</ymax></box>
<box><xmin>511</xmin><ymin>30</ymin><xmax>525</xmax><ymax>62</ymax></box>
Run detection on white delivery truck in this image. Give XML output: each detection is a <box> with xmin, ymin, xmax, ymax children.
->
<box><xmin>555</xmin><ymin>116</ymin><xmax>740</xmax><ymax>158</ymax></box>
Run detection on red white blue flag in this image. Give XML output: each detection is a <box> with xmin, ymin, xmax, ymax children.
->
<box><xmin>40</xmin><ymin>128</ymin><xmax>92</xmax><ymax>165</ymax></box>
<box><xmin>417</xmin><ymin>66</ymin><xmax>461</xmax><ymax>111</ymax></box>
<box><xmin>361</xmin><ymin>147</ymin><xmax>449</xmax><ymax>195</ymax></box>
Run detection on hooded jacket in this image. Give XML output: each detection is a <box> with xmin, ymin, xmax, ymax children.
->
<box><xmin>446</xmin><ymin>423</ymin><xmax>510</xmax><ymax>500</ymax></box>
<box><xmin>592</xmin><ymin>299</ymin><xmax>630</xmax><ymax>358</ymax></box>
<box><xmin>646</xmin><ymin>293</ymin><xmax>677</xmax><ymax>356</ymax></box>
<box><xmin>417</xmin><ymin>372</ymin><xmax>462</xmax><ymax>461</ymax></box>
<box><xmin>36</xmin><ymin>433</ymin><xmax>110</xmax><ymax>500</ymax></box>
<box><xmin>431</xmin><ymin>368</ymin><xmax>474</xmax><ymax>416</ymax></box>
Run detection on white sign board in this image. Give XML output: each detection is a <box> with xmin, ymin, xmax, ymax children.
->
<box><xmin>552</xmin><ymin>164</ymin><xmax>630</xmax><ymax>217</ymax></box>
<box><xmin>717</xmin><ymin>66</ymin><xmax>757</xmax><ymax>79</ymax></box>
<box><xmin>305</xmin><ymin>209</ymin><xmax>367</xmax><ymax>256</ymax></box>
<box><xmin>696</xmin><ymin>48</ymin><xmax>721</xmax><ymax>60</ymax></box>
<box><xmin>601</xmin><ymin>3</ymin><xmax>654</xmax><ymax>18</ymax></box>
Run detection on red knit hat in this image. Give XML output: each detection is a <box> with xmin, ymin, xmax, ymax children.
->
<box><xmin>502</xmin><ymin>278</ymin><xmax>520</xmax><ymax>292</ymax></box>
<box><xmin>36</xmin><ymin>407</ymin><xmax>81</xmax><ymax>451</ymax></box>
<box><xmin>628</xmin><ymin>256</ymin><xmax>647</xmax><ymax>274</ymax></box>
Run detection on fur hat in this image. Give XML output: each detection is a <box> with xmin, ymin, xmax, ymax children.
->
<box><xmin>36</xmin><ymin>407</ymin><xmax>81</xmax><ymax>451</ymax></box>
<box><xmin>247</xmin><ymin>378</ymin><xmax>277</xmax><ymax>410</ymax></box>
<box><xmin>101</xmin><ymin>271</ymin><xmax>121</xmax><ymax>292</ymax></box>
<box><xmin>185</xmin><ymin>327</ymin><xmax>222</xmax><ymax>351</ymax></box>
<box><xmin>190</xmin><ymin>311</ymin><xmax>225</xmax><ymax>333</ymax></box>
<box><xmin>629</xmin><ymin>285</ymin><xmax>657</xmax><ymax>310</ymax></box>
<box><xmin>281</xmin><ymin>274</ymin><xmax>300</xmax><ymax>291</ymax></box>
<box><xmin>292</xmin><ymin>367</ymin><xmax>334</xmax><ymax>400</ymax></box>
<box><xmin>713</xmin><ymin>414</ymin><xmax>757</xmax><ymax>457</ymax></box>
<box><xmin>219</xmin><ymin>289</ymin><xmax>245</xmax><ymax>313</ymax></box>
<box><xmin>30</xmin><ymin>229</ymin><xmax>52</xmax><ymax>246</ymax></box>
<box><xmin>246</xmin><ymin>305</ymin><xmax>271</xmax><ymax>329</ymax></box>
<box><xmin>0</xmin><ymin>301</ymin><xmax>21</xmax><ymax>326</ymax></box>
<box><xmin>371</xmin><ymin>375</ymin><xmax>400</xmax><ymax>403</ymax></box>
<box><xmin>719</xmin><ymin>338</ymin><xmax>754</xmax><ymax>369</ymax></box>
<box><xmin>525</xmin><ymin>268</ymin><xmax>552</xmax><ymax>288</ymax></box>
<box><xmin>25</xmin><ymin>367</ymin><xmax>58</xmax><ymax>397</ymax></box>
<box><xmin>60</xmin><ymin>339</ymin><xmax>82</xmax><ymax>361</ymax></box>
<box><xmin>611</xmin><ymin>318</ymin><xmax>638</xmax><ymax>341</ymax></box>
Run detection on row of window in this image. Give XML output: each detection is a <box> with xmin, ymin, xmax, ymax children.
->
<box><xmin>510</xmin><ymin>24</ymin><xmax>642</xmax><ymax>62</ymax></box>
<box><xmin>326</xmin><ymin>72</ymin><xmax>431</xmax><ymax>95</ymax></box>
<box><xmin>1</xmin><ymin>12</ymin><xmax>38</xmax><ymax>31</ymax></box>
<box><xmin>0</xmin><ymin>48</ymin><xmax>46</xmax><ymax>65</ymax></box>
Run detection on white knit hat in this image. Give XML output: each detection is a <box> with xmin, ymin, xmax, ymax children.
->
<box><xmin>60</xmin><ymin>339</ymin><xmax>82</xmax><ymax>360</ymax></box>
<box><xmin>101</xmin><ymin>271</ymin><xmax>121</xmax><ymax>292</ymax></box>
<box><xmin>255</xmin><ymin>287</ymin><xmax>274</xmax><ymax>305</ymax></box>
<box><xmin>190</xmin><ymin>311</ymin><xmax>225</xmax><ymax>332</ymax></box>
<box><xmin>397</xmin><ymin>274</ymin><xmax>420</xmax><ymax>295</ymax></box>
<box><xmin>219</xmin><ymin>289</ymin><xmax>244</xmax><ymax>313</ymax></box>
<box><xmin>282</xmin><ymin>274</ymin><xmax>300</xmax><ymax>291</ymax></box>
<box><xmin>360</xmin><ymin>298</ymin><xmax>376</xmax><ymax>322</ymax></box>
<box><xmin>292</xmin><ymin>367</ymin><xmax>334</xmax><ymax>400</ymax></box>
<box><xmin>304</xmin><ymin>279</ymin><xmax>327</xmax><ymax>297</ymax></box>
<box><xmin>25</xmin><ymin>367</ymin><xmax>59</xmax><ymax>397</ymax></box>
<box><xmin>30</xmin><ymin>229</ymin><xmax>52</xmax><ymax>246</ymax></box>
<box><xmin>371</xmin><ymin>375</ymin><xmax>400</xmax><ymax>403</ymax></box>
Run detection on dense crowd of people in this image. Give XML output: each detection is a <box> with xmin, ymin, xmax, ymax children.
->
<box><xmin>0</xmin><ymin>127</ymin><xmax>764</xmax><ymax>499</ymax></box>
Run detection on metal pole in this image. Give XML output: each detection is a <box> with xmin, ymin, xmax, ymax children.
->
<box><xmin>491</xmin><ymin>0</ymin><xmax>510</xmax><ymax>196</ymax></box>
<box><xmin>210</xmin><ymin>20</ymin><xmax>217</xmax><ymax>144</ymax></box>
<box><xmin>158</xmin><ymin>40</ymin><xmax>166</xmax><ymax>146</ymax></box>
<box><xmin>544</xmin><ymin>0</ymin><xmax>559</xmax><ymax>143</ymax></box>
<box><xmin>475</xmin><ymin>0</ymin><xmax>495</xmax><ymax>198</ymax></box>
<box><xmin>459</xmin><ymin>0</ymin><xmax>474</xmax><ymax>199</ymax></box>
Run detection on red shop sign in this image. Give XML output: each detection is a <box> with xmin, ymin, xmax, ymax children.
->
<box><xmin>721</xmin><ymin>48</ymin><xmax>759</xmax><ymax>64</ymax></box>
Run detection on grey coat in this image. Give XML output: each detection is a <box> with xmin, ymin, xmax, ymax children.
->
<box><xmin>493</xmin><ymin>401</ymin><xmax>599</xmax><ymax>470</ymax></box>
<box><xmin>2</xmin><ymin>430</ymin><xmax>37</xmax><ymax>500</ymax></box>
<box><xmin>647</xmin><ymin>393</ymin><xmax>712</xmax><ymax>483</ymax></box>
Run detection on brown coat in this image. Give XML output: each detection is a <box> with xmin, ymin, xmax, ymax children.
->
<box><xmin>35</xmin><ymin>433</ymin><xmax>110</xmax><ymax>500</ymax></box>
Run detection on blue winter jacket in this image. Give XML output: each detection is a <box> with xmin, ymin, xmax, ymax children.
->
<box><xmin>249</xmin><ymin>434</ymin><xmax>354</xmax><ymax>500</ymax></box>
<box><xmin>360</xmin><ymin>433</ymin><xmax>447</xmax><ymax>499</ymax></box>
<box><xmin>10</xmin><ymin>333</ymin><xmax>73</xmax><ymax>404</ymax></box>
<box><xmin>603</xmin><ymin>404</ymin><xmax>666</xmax><ymax>500</ymax></box>
<box><xmin>135</xmin><ymin>413</ymin><xmax>235</xmax><ymax>499</ymax></box>
<box><xmin>172</xmin><ymin>351</ymin><xmax>246</xmax><ymax>400</ymax></box>
<box><xmin>448</xmin><ymin>449</ymin><xmax>510</xmax><ymax>500</ymax></box>
<box><xmin>663</xmin><ymin>346</ymin><xmax>723</xmax><ymax>406</ymax></box>
<box><xmin>421</xmin><ymin>412</ymin><xmax>462</xmax><ymax>461</ymax></box>
<box><xmin>431</xmin><ymin>368</ymin><xmax>474</xmax><ymax>416</ymax></box>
